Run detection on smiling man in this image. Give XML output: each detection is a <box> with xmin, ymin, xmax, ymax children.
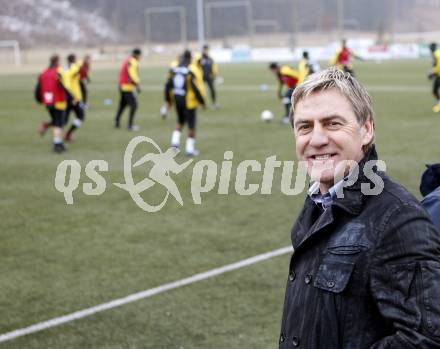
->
<box><xmin>293</xmin><ymin>87</ymin><xmax>374</xmax><ymax>193</ymax></box>
<box><xmin>279</xmin><ymin>67</ymin><xmax>440</xmax><ymax>348</ymax></box>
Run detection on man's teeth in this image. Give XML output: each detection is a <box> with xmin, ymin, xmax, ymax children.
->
<box><xmin>314</xmin><ymin>154</ymin><xmax>331</xmax><ymax>160</ymax></box>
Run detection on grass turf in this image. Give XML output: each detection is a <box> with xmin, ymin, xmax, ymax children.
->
<box><xmin>0</xmin><ymin>59</ymin><xmax>439</xmax><ymax>348</ymax></box>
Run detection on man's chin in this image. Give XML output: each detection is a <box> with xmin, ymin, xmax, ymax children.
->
<box><xmin>309</xmin><ymin>171</ymin><xmax>336</xmax><ymax>187</ymax></box>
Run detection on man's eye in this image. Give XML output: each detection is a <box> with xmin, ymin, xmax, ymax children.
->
<box><xmin>297</xmin><ymin>124</ymin><xmax>310</xmax><ymax>130</ymax></box>
<box><xmin>328</xmin><ymin>122</ymin><xmax>341</xmax><ymax>128</ymax></box>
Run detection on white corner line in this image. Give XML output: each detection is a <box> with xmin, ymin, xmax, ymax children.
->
<box><xmin>0</xmin><ymin>245</ymin><xmax>293</xmax><ymax>343</ymax></box>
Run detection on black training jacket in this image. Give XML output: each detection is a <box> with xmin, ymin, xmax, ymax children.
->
<box><xmin>280</xmin><ymin>146</ymin><xmax>440</xmax><ymax>348</ymax></box>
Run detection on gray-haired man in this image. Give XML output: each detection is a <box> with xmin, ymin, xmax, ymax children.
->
<box><xmin>279</xmin><ymin>67</ymin><xmax>440</xmax><ymax>348</ymax></box>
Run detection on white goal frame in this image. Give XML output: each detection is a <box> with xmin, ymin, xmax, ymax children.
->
<box><xmin>205</xmin><ymin>0</ymin><xmax>254</xmax><ymax>42</ymax></box>
<box><xmin>144</xmin><ymin>6</ymin><xmax>187</xmax><ymax>45</ymax></box>
<box><xmin>0</xmin><ymin>40</ymin><xmax>21</xmax><ymax>66</ymax></box>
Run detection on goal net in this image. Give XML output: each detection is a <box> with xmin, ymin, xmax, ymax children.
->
<box><xmin>0</xmin><ymin>40</ymin><xmax>21</xmax><ymax>66</ymax></box>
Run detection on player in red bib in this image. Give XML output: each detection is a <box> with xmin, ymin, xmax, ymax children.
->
<box><xmin>114</xmin><ymin>48</ymin><xmax>142</xmax><ymax>131</ymax></box>
<box><xmin>269</xmin><ymin>62</ymin><xmax>300</xmax><ymax>124</ymax></box>
<box><xmin>35</xmin><ymin>54</ymin><xmax>69</xmax><ymax>153</ymax></box>
<box><xmin>79</xmin><ymin>55</ymin><xmax>91</xmax><ymax>108</ymax></box>
<box><xmin>331</xmin><ymin>39</ymin><xmax>363</xmax><ymax>76</ymax></box>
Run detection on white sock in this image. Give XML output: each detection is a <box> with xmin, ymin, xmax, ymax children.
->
<box><xmin>186</xmin><ymin>137</ymin><xmax>195</xmax><ymax>154</ymax></box>
<box><xmin>54</xmin><ymin>136</ymin><xmax>63</xmax><ymax>144</ymax></box>
<box><xmin>171</xmin><ymin>130</ymin><xmax>181</xmax><ymax>147</ymax></box>
<box><xmin>73</xmin><ymin>118</ymin><xmax>82</xmax><ymax>127</ymax></box>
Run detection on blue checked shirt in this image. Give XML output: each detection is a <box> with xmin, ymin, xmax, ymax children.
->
<box><xmin>307</xmin><ymin>180</ymin><xmax>346</xmax><ymax>211</ymax></box>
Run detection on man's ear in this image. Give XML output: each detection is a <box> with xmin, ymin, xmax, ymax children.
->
<box><xmin>361</xmin><ymin>119</ymin><xmax>374</xmax><ymax>146</ymax></box>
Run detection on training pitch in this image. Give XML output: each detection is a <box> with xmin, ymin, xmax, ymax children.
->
<box><xmin>0</xmin><ymin>60</ymin><xmax>439</xmax><ymax>348</ymax></box>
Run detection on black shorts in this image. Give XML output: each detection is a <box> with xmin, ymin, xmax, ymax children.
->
<box><xmin>119</xmin><ymin>90</ymin><xmax>137</xmax><ymax>108</ymax></box>
<box><xmin>65</xmin><ymin>98</ymin><xmax>85</xmax><ymax>125</ymax></box>
<box><xmin>175</xmin><ymin>98</ymin><xmax>197</xmax><ymax>130</ymax></box>
<box><xmin>47</xmin><ymin>106</ymin><xmax>65</xmax><ymax>128</ymax></box>
<box><xmin>72</xmin><ymin>103</ymin><xmax>85</xmax><ymax>120</ymax></box>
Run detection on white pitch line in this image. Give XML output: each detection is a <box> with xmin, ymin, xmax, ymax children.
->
<box><xmin>0</xmin><ymin>245</ymin><xmax>293</xmax><ymax>343</ymax></box>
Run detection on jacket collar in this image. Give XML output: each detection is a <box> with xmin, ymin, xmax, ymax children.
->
<box><xmin>292</xmin><ymin>145</ymin><xmax>381</xmax><ymax>251</ymax></box>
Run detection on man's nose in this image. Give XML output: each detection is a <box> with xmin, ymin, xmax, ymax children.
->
<box><xmin>309</xmin><ymin>125</ymin><xmax>329</xmax><ymax>147</ymax></box>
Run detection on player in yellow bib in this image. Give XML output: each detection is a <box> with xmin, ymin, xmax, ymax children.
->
<box><xmin>64</xmin><ymin>54</ymin><xmax>86</xmax><ymax>141</ymax></box>
<box><xmin>428</xmin><ymin>43</ymin><xmax>440</xmax><ymax>113</ymax></box>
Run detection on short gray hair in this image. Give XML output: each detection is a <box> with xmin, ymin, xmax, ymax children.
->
<box><xmin>290</xmin><ymin>67</ymin><xmax>375</xmax><ymax>151</ymax></box>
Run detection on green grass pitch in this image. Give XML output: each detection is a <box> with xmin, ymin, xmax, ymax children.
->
<box><xmin>0</xmin><ymin>59</ymin><xmax>439</xmax><ymax>348</ymax></box>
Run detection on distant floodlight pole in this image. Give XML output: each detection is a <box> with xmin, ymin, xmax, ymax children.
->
<box><xmin>292</xmin><ymin>0</ymin><xmax>300</xmax><ymax>47</ymax></box>
<box><xmin>13</xmin><ymin>41</ymin><xmax>21</xmax><ymax>66</ymax></box>
<box><xmin>197</xmin><ymin>0</ymin><xmax>205</xmax><ymax>48</ymax></box>
<box><xmin>337</xmin><ymin>0</ymin><xmax>344</xmax><ymax>38</ymax></box>
<box><xmin>390</xmin><ymin>0</ymin><xmax>396</xmax><ymax>43</ymax></box>
<box><xmin>246</xmin><ymin>1</ymin><xmax>254</xmax><ymax>45</ymax></box>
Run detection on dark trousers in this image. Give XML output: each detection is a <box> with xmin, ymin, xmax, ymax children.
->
<box><xmin>433</xmin><ymin>76</ymin><xmax>440</xmax><ymax>99</ymax></box>
<box><xmin>283</xmin><ymin>87</ymin><xmax>295</xmax><ymax>117</ymax></box>
<box><xmin>65</xmin><ymin>99</ymin><xmax>85</xmax><ymax>126</ymax></box>
<box><xmin>115</xmin><ymin>90</ymin><xmax>137</xmax><ymax>128</ymax></box>
<box><xmin>204</xmin><ymin>78</ymin><xmax>216</xmax><ymax>104</ymax></box>
<box><xmin>80</xmin><ymin>80</ymin><xmax>88</xmax><ymax>104</ymax></box>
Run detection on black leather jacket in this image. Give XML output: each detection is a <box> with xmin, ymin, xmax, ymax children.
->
<box><xmin>280</xmin><ymin>146</ymin><xmax>440</xmax><ymax>348</ymax></box>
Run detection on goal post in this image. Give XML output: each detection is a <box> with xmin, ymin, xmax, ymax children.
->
<box><xmin>0</xmin><ymin>40</ymin><xmax>21</xmax><ymax>66</ymax></box>
<box><xmin>144</xmin><ymin>6</ymin><xmax>187</xmax><ymax>46</ymax></box>
<box><xmin>205</xmin><ymin>0</ymin><xmax>254</xmax><ymax>42</ymax></box>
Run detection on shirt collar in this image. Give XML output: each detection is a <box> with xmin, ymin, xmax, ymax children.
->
<box><xmin>307</xmin><ymin>178</ymin><xmax>347</xmax><ymax>211</ymax></box>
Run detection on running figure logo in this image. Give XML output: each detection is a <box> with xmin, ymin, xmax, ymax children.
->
<box><xmin>114</xmin><ymin>136</ymin><xmax>193</xmax><ymax>212</ymax></box>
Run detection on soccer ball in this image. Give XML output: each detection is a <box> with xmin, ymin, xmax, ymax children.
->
<box><xmin>215</xmin><ymin>76</ymin><xmax>224</xmax><ymax>85</ymax></box>
<box><xmin>103</xmin><ymin>98</ymin><xmax>113</xmax><ymax>106</ymax></box>
<box><xmin>160</xmin><ymin>104</ymin><xmax>168</xmax><ymax>119</ymax></box>
<box><xmin>260</xmin><ymin>110</ymin><xmax>274</xmax><ymax>122</ymax></box>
